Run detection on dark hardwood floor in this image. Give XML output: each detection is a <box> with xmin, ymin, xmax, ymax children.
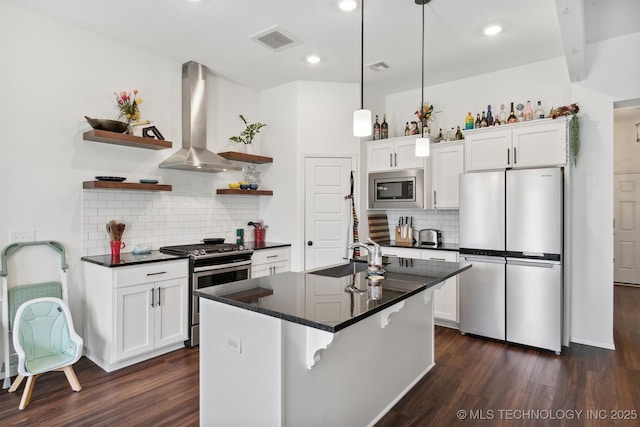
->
<box><xmin>1</xmin><ymin>285</ymin><xmax>638</xmax><ymax>426</ymax></box>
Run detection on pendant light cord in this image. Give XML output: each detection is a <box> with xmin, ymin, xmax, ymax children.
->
<box><xmin>420</xmin><ymin>1</ymin><xmax>425</xmax><ymax>137</ymax></box>
<box><xmin>360</xmin><ymin>0</ymin><xmax>365</xmax><ymax>110</ymax></box>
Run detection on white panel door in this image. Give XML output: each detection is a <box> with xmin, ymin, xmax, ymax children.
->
<box><xmin>305</xmin><ymin>157</ymin><xmax>353</xmax><ymax>270</ymax></box>
<box><xmin>614</xmin><ymin>173</ymin><xmax>640</xmax><ymax>284</ymax></box>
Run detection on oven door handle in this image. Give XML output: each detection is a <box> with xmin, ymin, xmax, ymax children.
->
<box><xmin>193</xmin><ymin>259</ymin><xmax>252</xmax><ymax>273</ymax></box>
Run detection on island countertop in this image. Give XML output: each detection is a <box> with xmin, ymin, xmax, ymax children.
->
<box><xmin>194</xmin><ymin>257</ymin><xmax>470</xmax><ymax>333</ymax></box>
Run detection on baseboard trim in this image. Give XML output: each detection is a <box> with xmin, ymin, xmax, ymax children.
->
<box><xmin>570</xmin><ymin>336</ymin><xmax>615</xmax><ymax>350</ymax></box>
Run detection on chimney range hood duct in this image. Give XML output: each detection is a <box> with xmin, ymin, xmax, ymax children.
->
<box><xmin>159</xmin><ymin>61</ymin><xmax>241</xmax><ymax>173</ymax></box>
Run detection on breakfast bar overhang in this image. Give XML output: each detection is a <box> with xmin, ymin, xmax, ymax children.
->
<box><xmin>195</xmin><ymin>258</ymin><xmax>471</xmax><ymax>426</ymax></box>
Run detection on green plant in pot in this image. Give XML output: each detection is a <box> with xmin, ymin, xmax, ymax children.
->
<box><xmin>229</xmin><ymin>115</ymin><xmax>266</xmax><ymax>146</ymax></box>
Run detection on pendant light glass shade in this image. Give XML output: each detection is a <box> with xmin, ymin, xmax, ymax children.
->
<box><xmin>354</xmin><ymin>109</ymin><xmax>372</xmax><ymax>136</ymax></box>
<box><xmin>415</xmin><ymin>136</ymin><xmax>430</xmax><ymax>156</ymax></box>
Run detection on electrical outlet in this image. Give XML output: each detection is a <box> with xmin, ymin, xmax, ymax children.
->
<box><xmin>10</xmin><ymin>230</ymin><xmax>36</xmax><ymax>242</ymax></box>
<box><xmin>226</xmin><ymin>335</ymin><xmax>242</xmax><ymax>353</ymax></box>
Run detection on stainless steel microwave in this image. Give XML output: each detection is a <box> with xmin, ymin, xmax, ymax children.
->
<box><xmin>368</xmin><ymin>168</ymin><xmax>424</xmax><ymax>209</ymax></box>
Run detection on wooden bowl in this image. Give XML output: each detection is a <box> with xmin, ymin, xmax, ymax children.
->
<box><xmin>85</xmin><ymin>116</ymin><xmax>129</xmax><ymax>133</ymax></box>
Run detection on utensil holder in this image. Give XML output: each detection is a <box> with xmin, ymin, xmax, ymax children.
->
<box><xmin>394</xmin><ymin>226</ymin><xmax>413</xmax><ymax>247</ymax></box>
<box><xmin>253</xmin><ymin>228</ymin><xmax>265</xmax><ymax>245</ymax></box>
<box><xmin>110</xmin><ymin>241</ymin><xmax>125</xmax><ymax>256</ymax></box>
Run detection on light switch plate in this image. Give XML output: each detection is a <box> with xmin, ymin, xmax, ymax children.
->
<box><xmin>226</xmin><ymin>335</ymin><xmax>242</xmax><ymax>353</ymax></box>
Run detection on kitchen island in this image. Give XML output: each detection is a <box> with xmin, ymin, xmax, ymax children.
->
<box><xmin>195</xmin><ymin>257</ymin><xmax>470</xmax><ymax>426</ymax></box>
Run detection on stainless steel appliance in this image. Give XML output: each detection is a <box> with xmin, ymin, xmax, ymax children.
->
<box><xmin>368</xmin><ymin>169</ymin><xmax>424</xmax><ymax>209</ymax></box>
<box><xmin>418</xmin><ymin>229</ymin><xmax>442</xmax><ymax>247</ymax></box>
<box><xmin>159</xmin><ymin>241</ymin><xmax>253</xmax><ymax>347</ymax></box>
<box><xmin>459</xmin><ymin>168</ymin><xmax>563</xmax><ymax>353</ymax></box>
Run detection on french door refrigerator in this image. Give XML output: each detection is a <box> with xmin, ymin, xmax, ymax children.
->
<box><xmin>459</xmin><ymin>168</ymin><xmax>563</xmax><ymax>353</ymax></box>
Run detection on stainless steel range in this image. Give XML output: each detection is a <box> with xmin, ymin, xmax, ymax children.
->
<box><xmin>160</xmin><ymin>239</ymin><xmax>253</xmax><ymax>347</ymax></box>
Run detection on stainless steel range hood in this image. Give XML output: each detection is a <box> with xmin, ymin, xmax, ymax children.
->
<box><xmin>159</xmin><ymin>61</ymin><xmax>240</xmax><ymax>173</ymax></box>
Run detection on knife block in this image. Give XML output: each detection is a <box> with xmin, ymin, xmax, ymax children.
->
<box><xmin>395</xmin><ymin>226</ymin><xmax>413</xmax><ymax>247</ymax></box>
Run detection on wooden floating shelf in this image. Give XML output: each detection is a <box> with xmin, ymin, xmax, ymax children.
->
<box><xmin>83</xmin><ymin>181</ymin><xmax>172</xmax><ymax>192</ymax></box>
<box><xmin>217</xmin><ymin>151</ymin><xmax>273</xmax><ymax>164</ymax></box>
<box><xmin>216</xmin><ymin>189</ymin><xmax>273</xmax><ymax>196</ymax></box>
<box><xmin>83</xmin><ymin>129</ymin><xmax>172</xmax><ymax>150</ymax></box>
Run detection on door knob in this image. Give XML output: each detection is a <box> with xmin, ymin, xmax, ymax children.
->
<box><xmin>307</xmin><ymin>241</ymin><xmax>313</xmax><ymax>246</ymax></box>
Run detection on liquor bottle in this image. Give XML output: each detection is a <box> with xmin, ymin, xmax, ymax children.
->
<box><xmin>381</xmin><ymin>114</ymin><xmax>389</xmax><ymax>139</ymax></box>
<box><xmin>507</xmin><ymin>102</ymin><xmax>517</xmax><ymax>124</ymax></box>
<box><xmin>437</xmin><ymin>128</ymin><xmax>444</xmax><ymax>142</ymax></box>
<box><xmin>450</xmin><ymin>127</ymin><xmax>455</xmax><ymax>141</ymax></box>
<box><xmin>373</xmin><ymin>115</ymin><xmax>380</xmax><ymax>140</ymax></box>
<box><xmin>534</xmin><ymin>101</ymin><xmax>545</xmax><ymax>119</ymax></box>
<box><xmin>475</xmin><ymin>114</ymin><xmax>481</xmax><ymax>128</ymax></box>
<box><xmin>480</xmin><ymin>111</ymin><xmax>487</xmax><ymax>127</ymax></box>
<box><xmin>516</xmin><ymin>104</ymin><xmax>524</xmax><ymax>122</ymax></box>
<box><xmin>455</xmin><ymin>126</ymin><xmax>463</xmax><ymax>140</ymax></box>
<box><xmin>465</xmin><ymin>112</ymin><xmax>474</xmax><ymax>130</ymax></box>
<box><xmin>498</xmin><ymin>104</ymin><xmax>508</xmax><ymax>125</ymax></box>
<box><xmin>404</xmin><ymin>122</ymin><xmax>410</xmax><ymax>136</ymax></box>
<box><xmin>486</xmin><ymin>105</ymin><xmax>494</xmax><ymax>126</ymax></box>
<box><xmin>523</xmin><ymin>101</ymin><xmax>533</xmax><ymax>121</ymax></box>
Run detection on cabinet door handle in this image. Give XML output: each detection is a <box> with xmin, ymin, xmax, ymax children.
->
<box><xmin>150</xmin><ymin>288</ymin><xmax>155</xmax><ymax>308</ymax></box>
<box><xmin>433</xmin><ymin>190</ymin><xmax>437</xmax><ymax>206</ymax></box>
<box><xmin>507</xmin><ymin>148</ymin><xmax>510</xmax><ymax>165</ymax></box>
<box><xmin>513</xmin><ymin>147</ymin><xmax>517</xmax><ymax>164</ymax></box>
<box><xmin>146</xmin><ymin>271</ymin><xmax>167</xmax><ymax>276</ymax></box>
<box><xmin>267</xmin><ymin>255</ymin><xmax>279</xmax><ymax>259</ymax></box>
<box><xmin>429</xmin><ymin>257</ymin><xmax>446</xmax><ymax>261</ymax></box>
<box><xmin>389</xmin><ymin>153</ymin><xmax>393</xmax><ymax>167</ymax></box>
<box><xmin>157</xmin><ymin>286</ymin><xmax>161</xmax><ymax>306</ymax></box>
<box><xmin>394</xmin><ymin>153</ymin><xmax>397</xmax><ymax>167</ymax></box>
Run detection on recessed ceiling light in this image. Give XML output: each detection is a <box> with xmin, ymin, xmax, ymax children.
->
<box><xmin>338</xmin><ymin>0</ymin><xmax>357</xmax><ymax>12</ymax></box>
<box><xmin>306</xmin><ymin>55</ymin><xmax>321</xmax><ymax>64</ymax></box>
<box><xmin>484</xmin><ymin>25</ymin><xmax>502</xmax><ymax>36</ymax></box>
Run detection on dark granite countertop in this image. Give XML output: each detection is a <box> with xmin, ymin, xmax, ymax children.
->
<box><xmin>245</xmin><ymin>241</ymin><xmax>291</xmax><ymax>250</ymax></box>
<box><xmin>81</xmin><ymin>250</ymin><xmax>188</xmax><ymax>267</ymax></box>
<box><xmin>194</xmin><ymin>257</ymin><xmax>470</xmax><ymax>333</ymax></box>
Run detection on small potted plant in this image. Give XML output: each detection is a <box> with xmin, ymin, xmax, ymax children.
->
<box><xmin>229</xmin><ymin>115</ymin><xmax>266</xmax><ymax>149</ymax></box>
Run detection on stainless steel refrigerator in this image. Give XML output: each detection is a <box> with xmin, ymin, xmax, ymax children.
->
<box><xmin>458</xmin><ymin>168</ymin><xmax>563</xmax><ymax>353</ymax></box>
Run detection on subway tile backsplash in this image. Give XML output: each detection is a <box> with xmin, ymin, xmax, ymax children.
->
<box><xmin>82</xmin><ymin>190</ymin><xmax>259</xmax><ymax>256</ymax></box>
<box><xmin>383</xmin><ymin>209</ymin><xmax>459</xmax><ymax>244</ymax></box>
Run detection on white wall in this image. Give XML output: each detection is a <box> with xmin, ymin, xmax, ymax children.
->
<box><xmin>614</xmin><ymin>108</ymin><xmax>640</xmax><ymax>174</ymax></box>
<box><xmin>0</xmin><ymin>3</ymin><xmax>261</xmax><ymax>334</ymax></box>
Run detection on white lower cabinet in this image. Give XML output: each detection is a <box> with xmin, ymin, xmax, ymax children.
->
<box><xmin>251</xmin><ymin>247</ymin><xmax>290</xmax><ymax>278</ymax></box>
<box><xmin>84</xmin><ymin>259</ymin><xmax>188</xmax><ymax>372</ymax></box>
<box><xmin>421</xmin><ymin>250</ymin><xmax>458</xmax><ymax>325</ymax></box>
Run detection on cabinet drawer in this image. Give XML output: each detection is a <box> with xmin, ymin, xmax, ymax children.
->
<box><xmin>420</xmin><ymin>250</ymin><xmax>457</xmax><ymax>262</ymax></box>
<box><xmin>252</xmin><ymin>247</ymin><xmax>290</xmax><ymax>266</ymax></box>
<box><xmin>114</xmin><ymin>260</ymin><xmax>188</xmax><ymax>288</ymax></box>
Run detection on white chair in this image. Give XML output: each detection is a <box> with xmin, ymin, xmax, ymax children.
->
<box><xmin>8</xmin><ymin>297</ymin><xmax>82</xmax><ymax>410</ymax></box>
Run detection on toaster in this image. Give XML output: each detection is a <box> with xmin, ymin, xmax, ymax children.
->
<box><xmin>418</xmin><ymin>229</ymin><xmax>442</xmax><ymax>247</ymax></box>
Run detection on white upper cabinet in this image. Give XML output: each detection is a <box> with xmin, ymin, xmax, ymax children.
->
<box><xmin>367</xmin><ymin>136</ymin><xmax>426</xmax><ymax>172</ymax></box>
<box><xmin>464</xmin><ymin>118</ymin><xmax>568</xmax><ymax>172</ymax></box>
<box><xmin>431</xmin><ymin>142</ymin><xmax>464</xmax><ymax>209</ymax></box>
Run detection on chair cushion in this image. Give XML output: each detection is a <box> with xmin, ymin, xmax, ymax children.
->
<box><xmin>8</xmin><ymin>282</ymin><xmax>62</xmax><ymax>330</ymax></box>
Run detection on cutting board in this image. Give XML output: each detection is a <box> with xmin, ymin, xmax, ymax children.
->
<box><xmin>367</xmin><ymin>213</ymin><xmax>391</xmax><ymax>245</ymax></box>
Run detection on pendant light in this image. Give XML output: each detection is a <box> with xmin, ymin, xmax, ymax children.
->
<box><xmin>415</xmin><ymin>0</ymin><xmax>431</xmax><ymax>157</ymax></box>
<box><xmin>353</xmin><ymin>0</ymin><xmax>372</xmax><ymax>137</ymax></box>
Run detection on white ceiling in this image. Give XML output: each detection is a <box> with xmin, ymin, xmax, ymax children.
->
<box><xmin>11</xmin><ymin>0</ymin><xmax>640</xmax><ymax>95</ymax></box>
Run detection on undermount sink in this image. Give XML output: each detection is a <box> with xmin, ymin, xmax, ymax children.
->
<box><xmin>308</xmin><ymin>261</ymin><xmax>368</xmax><ymax>278</ymax></box>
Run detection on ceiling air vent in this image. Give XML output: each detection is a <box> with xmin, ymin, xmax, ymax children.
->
<box><xmin>367</xmin><ymin>61</ymin><xmax>390</xmax><ymax>72</ymax></box>
<box><xmin>250</xmin><ymin>26</ymin><xmax>301</xmax><ymax>52</ymax></box>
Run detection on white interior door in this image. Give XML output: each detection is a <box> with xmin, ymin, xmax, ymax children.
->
<box><xmin>305</xmin><ymin>157</ymin><xmax>353</xmax><ymax>270</ymax></box>
<box><xmin>614</xmin><ymin>173</ymin><xmax>640</xmax><ymax>284</ymax></box>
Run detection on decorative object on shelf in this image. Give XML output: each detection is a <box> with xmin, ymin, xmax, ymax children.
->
<box><xmin>115</xmin><ymin>89</ymin><xmax>143</xmax><ymax>134</ymax></box>
<box><xmin>551</xmin><ymin>103</ymin><xmax>581</xmax><ymax>166</ymax></box>
<box><xmin>243</xmin><ymin>164</ymin><xmax>261</xmax><ymax>187</ymax></box>
<box><xmin>635</xmin><ymin>107</ymin><xmax>640</xmax><ymax>143</ymax></box>
<box><xmin>228</xmin><ymin>182</ymin><xmax>241</xmax><ymax>189</ymax></box>
<box><xmin>139</xmin><ymin>179</ymin><xmax>158</xmax><ymax>184</ymax></box>
<box><xmin>142</xmin><ymin>125</ymin><xmax>164</xmax><ymax>140</ymax></box>
<box><xmin>84</xmin><ymin>116</ymin><xmax>129</xmax><ymax>133</ymax></box>
<box><xmin>229</xmin><ymin>114</ymin><xmax>266</xmax><ymax>146</ymax></box>
<box><xmin>352</xmin><ymin>0</ymin><xmax>371</xmax><ymax>137</ymax></box>
<box><xmin>414</xmin><ymin>0</ymin><xmax>433</xmax><ymax>157</ymax></box>
<box><xmin>95</xmin><ymin>176</ymin><xmax>126</xmax><ymax>182</ymax></box>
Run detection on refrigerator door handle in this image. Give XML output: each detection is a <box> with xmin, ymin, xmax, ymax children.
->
<box><xmin>507</xmin><ymin>258</ymin><xmax>558</xmax><ymax>268</ymax></box>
